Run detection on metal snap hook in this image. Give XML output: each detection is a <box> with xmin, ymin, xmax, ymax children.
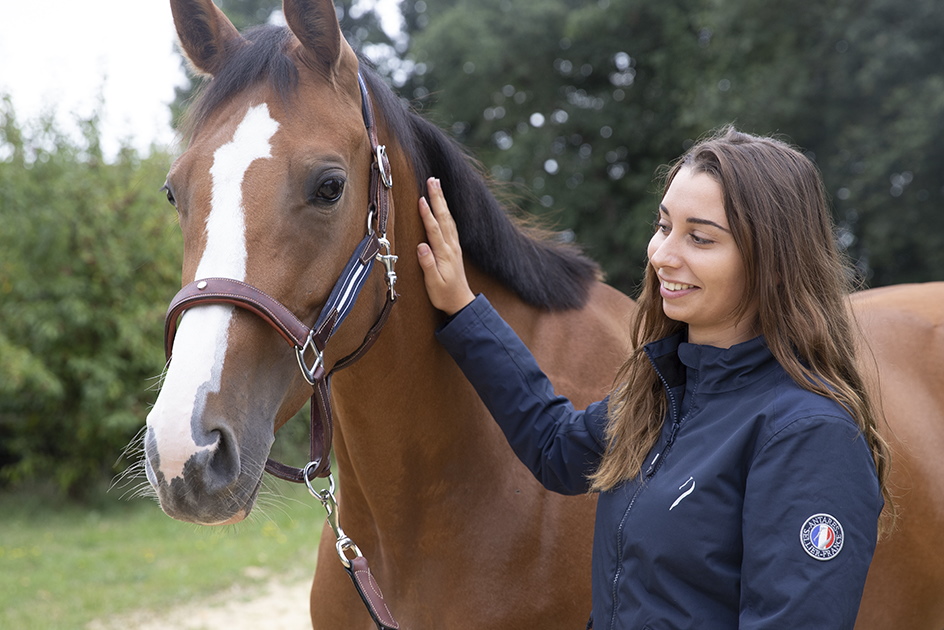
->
<box><xmin>304</xmin><ymin>470</ymin><xmax>363</xmax><ymax>568</ymax></box>
<box><xmin>376</xmin><ymin>236</ymin><xmax>398</xmax><ymax>300</ymax></box>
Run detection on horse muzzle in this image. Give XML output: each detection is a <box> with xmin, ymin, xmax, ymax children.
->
<box><xmin>143</xmin><ymin>409</ymin><xmax>272</xmax><ymax>525</ymax></box>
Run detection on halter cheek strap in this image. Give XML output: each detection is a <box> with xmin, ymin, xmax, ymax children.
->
<box><xmin>160</xmin><ymin>71</ymin><xmax>400</xmax><ymax>630</ymax></box>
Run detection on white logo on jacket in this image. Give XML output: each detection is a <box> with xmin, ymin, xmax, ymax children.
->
<box><xmin>670</xmin><ymin>476</ymin><xmax>696</xmax><ymax>511</ymax></box>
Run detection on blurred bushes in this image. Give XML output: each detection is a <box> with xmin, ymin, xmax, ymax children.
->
<box><xmin>0</xmin><ymin>97</ymin><xmax>181</xmax><ymax>496</ymax></box>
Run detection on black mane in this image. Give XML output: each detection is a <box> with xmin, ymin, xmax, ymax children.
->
<box><xmin>184</xmin><ymin>25</ymin><xmax>600</xmax><ymax>311</ymax></box>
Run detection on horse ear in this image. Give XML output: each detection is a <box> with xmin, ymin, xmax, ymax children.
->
<box><xmin>170</xmin><ymin>0</ymin><xmax>246</xmax><ymax>76</ymax></box>
<box><xmin>282</xmin><ymin>0</ymin><xmax>344</xmax><ymax>78</ymax></box>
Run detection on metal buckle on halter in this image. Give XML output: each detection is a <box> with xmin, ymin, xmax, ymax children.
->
<box><xmin>295</xmin><ymin>330</ymin><xmax>324</xmax><ymax>386</ymax></box>
<box><xmin>375</xmin><ymin>145</ymin><xmax>393</xmax><ymax>189</ymax></box>
<box><xmin>377</xmin><ymin>236</ymin><xmax>398</xmax><ymax>301</ymax></box>
<box><xmin>304</xmin><ymin>469</ymin><xmax>364</xmax><ymax>569</ymax></box>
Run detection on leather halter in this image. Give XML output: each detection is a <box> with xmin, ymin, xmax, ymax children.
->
<box><xmin>162</xmin><ymin>72</ymin><xmax>397</xmax><ymax>484</ymax></box>
<box><xmin>161</xmin><ymin>72</ymin><xmax>402</xmax><ymax>630</ymax></box>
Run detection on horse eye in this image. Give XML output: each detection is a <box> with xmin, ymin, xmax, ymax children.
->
<box><xmin>161</xmin><ymin>184</ymin><xmax>176</xmax><ymax>207</ymax></box>
<box><xmin>312</xmin><ymin>177</ymin><xmax>345</xmax><ymax>204</ymax></box>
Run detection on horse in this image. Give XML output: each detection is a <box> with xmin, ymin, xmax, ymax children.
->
<box><xmin>849</xmin><ymin>283</ymin><xmax>944</xmax><ymax>628</ymax></box>
<box><xmin>146</xmin><ymin>0</ymin><xmax>630</xmax><ymax>627</ymax></box>
<box><xmin>143</xmin><ymin>0</ymin><xmax>944</xmax><ymax>627</ymax></box>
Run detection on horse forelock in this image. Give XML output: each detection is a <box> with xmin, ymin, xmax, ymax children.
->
<box><xmin>181</xmin><ymin>25</ymin><xmax>300</xmax><ymax>141</ymax></box>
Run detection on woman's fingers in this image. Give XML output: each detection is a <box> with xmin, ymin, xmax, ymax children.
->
<box><xmin>427</xmin><ymin>177</ymin><xmax>458</xmax><ymax>240</ymax></box>
<box><xmin>416</xmin><ymin>177</ymin><xmax>475</xmax><ymax>316</ymax></box>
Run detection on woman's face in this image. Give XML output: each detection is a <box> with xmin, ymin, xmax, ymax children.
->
<box><xmin>647</xmin><ymin>166</ymin><xmax>758</xmax><ymax>348</ymax></box>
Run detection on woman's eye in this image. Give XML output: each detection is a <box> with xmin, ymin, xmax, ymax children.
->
<box><xmin>654</xmin><ymin>220</ymin><xmax>670</xmax><ymax>234</ymax></box>
<box><xmin>312</xmin><ymin>177</ymin><xmax>345</xmax><ymax>204</ymax></box>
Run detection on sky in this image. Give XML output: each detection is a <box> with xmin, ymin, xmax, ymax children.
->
<box><xmin>0</xmin><ymin>0</ymin><xmax>184</xmax><ymax>158</ymax></box>
<box><xmin>0</xmin><ymin>0</ymin><xmax>401</xmax><ymax>160</ymax></box>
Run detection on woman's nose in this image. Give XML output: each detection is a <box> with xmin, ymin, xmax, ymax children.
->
<box><xmin>648</xmin><ymin>233</ymin><xmax>679</xmax><ymax>269</ymax></box>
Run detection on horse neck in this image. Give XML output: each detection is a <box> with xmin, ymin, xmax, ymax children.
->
<box><xmin>327</xmin><ymin>163</ymin><xmax>520</xmax><ymax>517</ymax></box>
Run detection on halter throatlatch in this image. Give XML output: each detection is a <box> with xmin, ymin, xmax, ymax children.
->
<box><xmin>161</xmin><ymin>71</ymin><xmax>400</xmax><ymax>630</ymax></box>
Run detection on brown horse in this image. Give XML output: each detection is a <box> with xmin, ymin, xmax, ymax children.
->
<box><xmin>147</xmin><ymin>0</ymin><xmax>629</xmax><ymax>627</ymax></box>
<box><xmin>850</xmin><ymin>283</ymin><xmax>944</xmax><ymax>628</ymax></box>
<box><xmin>144</xmin><ymin>0</ymin><xmax>944</xmax><ymax>627</ymax></box>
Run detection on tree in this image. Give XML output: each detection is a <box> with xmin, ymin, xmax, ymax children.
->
<box><xmin>693</xmin><ymin>0</ymin><xmax>944</xmax><ymax>285</ymax></box>
<box><xmin>401</xmin><ymin>0</ymin><xmax>712</xmax><ymax>292</ymax></box>
<box><xmin>396</xmin><ymin>0</ymin><xmax>944</xmax><ymax>290</ymax></box>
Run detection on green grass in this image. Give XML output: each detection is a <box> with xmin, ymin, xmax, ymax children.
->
<box><xmin>0</xmin><ymin>481</ymin><xmax>324</xmax><ymax>629</ymax></box>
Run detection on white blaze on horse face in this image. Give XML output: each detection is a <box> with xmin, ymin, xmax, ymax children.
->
<box><xmin>147</xmin><ymin>104</ymin><xmax>280</xmax><ymax>482</ymax></box>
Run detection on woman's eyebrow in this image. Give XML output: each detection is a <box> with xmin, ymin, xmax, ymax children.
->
<box><xmin>659</xmin><ymin>203</ymin><xmax>730</xmax><ymax>233</ymax></box>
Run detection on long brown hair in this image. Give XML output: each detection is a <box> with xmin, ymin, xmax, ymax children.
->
<box><xmin>590</xmin><ymin>126</ymin><xmax>894</xmax><ymax>533</ymax></box>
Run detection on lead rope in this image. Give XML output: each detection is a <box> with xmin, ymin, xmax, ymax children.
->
<box><xmin>305</xmin><ymin>468</ymin><xmax>400</xmax><ymax>630</ymax></box>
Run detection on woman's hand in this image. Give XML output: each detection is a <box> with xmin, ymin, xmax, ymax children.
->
<box><xmin>417</xmin><ymin>177</ymin><xmax>476</xmax><ymax>316</ymax></box>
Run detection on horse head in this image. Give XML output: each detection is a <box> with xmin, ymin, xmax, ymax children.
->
<box><xmin>145</xmin><ymin>0</ymin><xmax>392</xmax><ymax>524</ymax></box>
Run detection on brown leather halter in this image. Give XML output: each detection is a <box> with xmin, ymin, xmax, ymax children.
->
<box><xmin>161</xmin><ymin>72</ymin><xmax>401</xmax><ymax>630</ymax></box>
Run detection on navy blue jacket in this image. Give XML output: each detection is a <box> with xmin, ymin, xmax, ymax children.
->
<box><xmin>437</xmin><ymin>295</ymin><xmax>881</xmax><ymax>629</ymax></box>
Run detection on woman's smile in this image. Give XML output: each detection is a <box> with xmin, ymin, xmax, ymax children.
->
<box><xmin>660</xmin><ymin>279</ymin><xmax>699</xmax><ymax>296</ymax></box>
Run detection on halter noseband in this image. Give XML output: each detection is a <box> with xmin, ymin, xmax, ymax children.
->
<box><xmin>162</xmin><ymin>72</ymin><xmax>397</xmax><ymax>483</ymax></box>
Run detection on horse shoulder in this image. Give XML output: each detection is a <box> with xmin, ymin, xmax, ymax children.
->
<box><xmin>849</xmin><ymin>281</ymin><xmax>944</xmax><ymax>458</ymax></box>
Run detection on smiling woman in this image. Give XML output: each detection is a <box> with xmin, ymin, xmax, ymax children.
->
<box><xmin>418</xmin><ymin>126</ymin><xmax>892</xmax><ymax>629</ymax></box>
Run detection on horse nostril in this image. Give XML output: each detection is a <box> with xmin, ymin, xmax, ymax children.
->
<box><xmin>203</xmin><ymin>427</ymin><xmax>241</xmax><ymax>487</ymax></box>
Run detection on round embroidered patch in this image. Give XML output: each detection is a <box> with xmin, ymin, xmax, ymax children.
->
<box><xmin>800</xmin><ymin>513</ymin><xmax>844</xmax><ymax>561</ymax></box>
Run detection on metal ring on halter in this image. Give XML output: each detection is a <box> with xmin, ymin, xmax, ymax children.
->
<box><xmin>303</xmin><ymin>463</ymin><xmax>334</xmax><ymax>498</ymax></box>
<box><xmin>295</xmin><ymin>331</ymin><xmax>324</xmax><ymax>386</ymax></box>
<box><xmin>376</xmin><ymin>145</ymin><xmax>393</xmax><ymax>188</ymax></box>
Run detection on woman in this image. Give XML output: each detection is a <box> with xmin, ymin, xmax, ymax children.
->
<box><xmin>416</xmin><ymin>127</ymin><xmax>891</xmax><ymax>629</ymax></box>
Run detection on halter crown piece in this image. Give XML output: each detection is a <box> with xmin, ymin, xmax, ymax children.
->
<box><xmin>161</xmin><ymin>71</ymin><xmax>401</xmax><ymax>630</ymax></box>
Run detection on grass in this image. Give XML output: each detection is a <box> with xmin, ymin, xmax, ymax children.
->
<box><xmin>0</xmin><ymin>479</ymin><xmax>325</xmax><ymax>629</ymax></box>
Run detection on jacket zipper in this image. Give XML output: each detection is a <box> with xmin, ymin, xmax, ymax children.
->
<box><xmin>644</xmin><ymin>354</ymin><xmax>684</xmax><ymax>477</ymax></box>
<box><xmin>644</xmin><ymin>419</ymin><xmax>682</xmax><ymax>477</ymax></box>
<box><xmin>607</xmin><ymin>353</ymin><xmax>690</xmax><ymax>630</ymax></box>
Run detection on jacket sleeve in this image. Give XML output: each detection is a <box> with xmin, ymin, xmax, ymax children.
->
<box><xmin>739</xmin><ymin>413</ymin><xmax>882</xmax><ymax>629</ymax></box>
<box><xmin>435</xmin><ymin>294</ymin><xmax>608</xmax><ymax>495</ymax></box>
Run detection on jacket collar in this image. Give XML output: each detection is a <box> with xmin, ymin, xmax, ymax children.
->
<box><xmin>645</xmin><ymin>331</ymin><xmax>779</xmax><ymax>396</ymax></box>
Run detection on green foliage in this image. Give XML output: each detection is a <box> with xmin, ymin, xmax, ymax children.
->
<box><xmin>397</xmin><ymin>0</ymin><xmax>944</xmax><ymax>290</ymax></box>
<box><xmin>693</xmin><ymin>0</ymin><xmax>944</xmax><ymax>286</ymax></box>
<box><xmin>0</xmin><ymin>98</ymin><xmax>180</xmax><ymax>496</ymax></box>
<box><xmin>403</xmin><ymin>0</ymin><xmax>716</xmax><ymax>291</ymax></box>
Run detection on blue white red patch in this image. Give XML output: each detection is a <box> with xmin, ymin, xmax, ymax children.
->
<box><xmin>800</xmin><ymin>513</ymin><xmax>844</xmax><ymax>561</ymax></box>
